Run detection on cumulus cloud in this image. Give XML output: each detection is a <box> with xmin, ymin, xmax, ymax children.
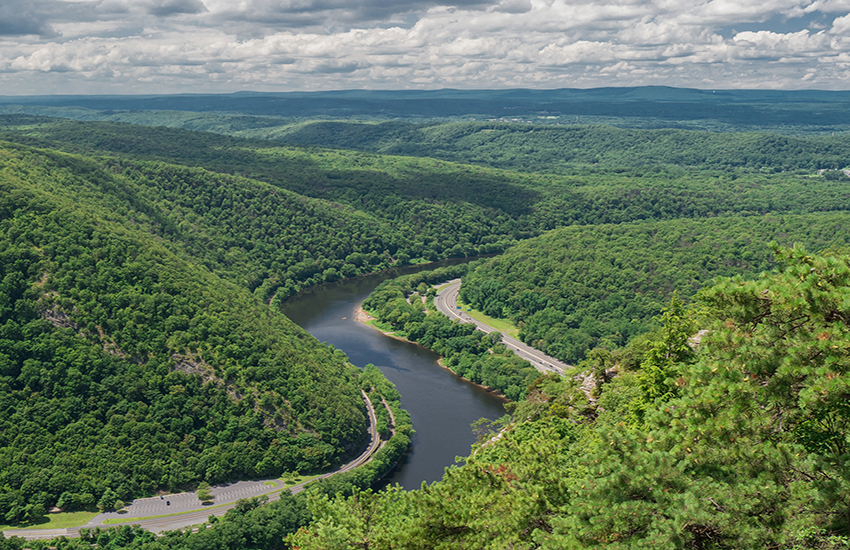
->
<box><xmin>831</xmin><ymin>11</ymin><xmax>850</xmax><ymax>32</ymax></box>
<box><xmin>493</xmin><ymin>0</ymin><xmax>533</xmax><ymax>14</ymax></box>
<box><xmin>149</xmin><ymin>0</ymin><xmax>208</xmax><ymax>17</ymax></box>
<box><xmin>2</xmin><ymin>0</ymin><xmax>850</xmax><ymax>93</ymax></box>
<box><xmin>200</xmin><ymin>0</ymin><xmax>499</xmax><ymax>30</ymax></box>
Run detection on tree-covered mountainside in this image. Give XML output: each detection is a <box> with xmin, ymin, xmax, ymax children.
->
<box><xmin>103</xmin><ymin>159</ymin><xmax>437</xmax><ymax>303</ymax></box>
<box><xmin>287</xmin><ymin>247</ymin><xmax>850</xmax><ymax>550</ymax></box>
<box><xmin>2</xmin><ymin>104</ymin><xmax>850</xmax><ymax>548</ymax></box>
<box><xmin>0</xmin><ymin>141</ymin><xmax>372</xmax><ymax>524</ymax></box>
<box><xmin>5</xmin><ymin>117</ymin><xmax>850</xmax><ymax>251</ymax></box>
<box><xmin>5</xmin><ymin>116</ymin><xmax>850</xmax><ymax>366</ymax></box>
<box><xmin>0</xmin><ymin>367</ymin><xmax>413</xmax><ymax>550</ymax></box>
<box><xmin>9</xmin><ymin>248</ymin><xmax>847</xmax><ymax>550</ymax></box>
<box><xmin>7</xmin><ymin>113</ymin><xmax>850</xmax><ymax>175</ymax></box>
<box><xmin>236</xmin><ymin>121</ymin><xmax>850</xmax><ymax>174</ymax></box>
<box><xmin>460</xmin><ymin>214</ymin><xmax>850</xmax><ymax>364</ymax></box>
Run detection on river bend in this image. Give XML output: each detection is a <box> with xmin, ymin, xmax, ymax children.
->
<box><xmin>281</xmin><ymin>264</ymin><xmax>506</xmax><ymax>490</ymax></box>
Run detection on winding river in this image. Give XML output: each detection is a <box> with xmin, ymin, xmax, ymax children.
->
<box><xmin>281</xmin><ymin>262</ymin><xmax>506</xmax><ymax>490</ymax></box>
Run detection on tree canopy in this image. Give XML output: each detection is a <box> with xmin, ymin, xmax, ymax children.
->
<box><xmin>0</xmin><ymin>140</ymin><xmax>371</xmax><ymax>524</ymax></box>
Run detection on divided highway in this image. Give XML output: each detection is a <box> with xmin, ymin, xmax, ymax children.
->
<box><xmin>433</xmin><ymin>280</ymin><xmax>571</xmax><ymax>375</ymax></box>
<box><xmin>4</xmin><ymin>390</ymin><xmax>382</xmax><ymax>540</ymax></box>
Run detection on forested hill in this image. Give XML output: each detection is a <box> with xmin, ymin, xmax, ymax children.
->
<box><xmin>0</xmin><ymin>141</ymin><xmax>370</xmax><ymax>524</ymax></box>
<box><xmin>5</xmin><ymin>117</ymin><xmax>850</xmax><ymax>246</ymax></box>
<box><xmin>1</xmin><ymin>96</ymin><xmax>849</xmax><ymax>549</ymax></box>
<box><xmin>254</xmin><ymin>121</ymin><xmax>850</xmax><ymax>173</ymax></box>
<box><xmin>7</xmin><ymin>115</ymin><xmax>850</xmax><ymax>308</ymax></box>
<box><xmin>5</xmin><ymin>86</ymin><xmax>850</xmax><ymax>133</ymax></box>
<box><xmin>5</xmin><ymin>112</ymin><xmax>850</xmax><ymax>174</ymax></box>
<box><xmin>460</xmin><ymin>214</ymin><xmax>850</xmax><ymax>364</ymax></box>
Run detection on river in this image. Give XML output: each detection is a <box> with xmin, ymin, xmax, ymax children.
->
<box><xmin>281</xmin><ymin>262</ymin><xmax>506</xmax><ymax>490</ymax></box>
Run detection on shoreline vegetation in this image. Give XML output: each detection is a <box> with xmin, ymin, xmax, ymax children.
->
<box><xmin>355</xmin><ymin>305</ymin><xmax>511</xmax><ymax>402</ymax></box>
<box><xmin>359</xmin><ymin>263</ymin><xmax>541</xmax><ymax>401</ymax></box>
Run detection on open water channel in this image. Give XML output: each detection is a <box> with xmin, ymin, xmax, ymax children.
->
<box><xmin>281</xmin><ymin>261</ymin><xmax>506</xmax><ymax>490</ymax></box>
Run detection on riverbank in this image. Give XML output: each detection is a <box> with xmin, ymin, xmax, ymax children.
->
<box><xmin>282</xmin><ymin>265</ymin><xmax>506</xmax><ymax>490</ymax></box>
<box><xmin>436</xmin><ymin>358</ymin><xmax>511</xmax><ymax>402</ymax></box>
<box><xmin>353</xmin><ymin>306</ymin><xmax>417</xmax><ymax>346</ymax></box>
<box><xmin>356</xmin><ymin>304</ymin><xmax>510</xmax><ymax>403</ymax></box>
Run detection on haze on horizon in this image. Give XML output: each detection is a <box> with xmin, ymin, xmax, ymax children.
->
<box><xmin>1</xmin><ymin>0</ymin><xmax>850</xmax><ymax>95</ymax></box>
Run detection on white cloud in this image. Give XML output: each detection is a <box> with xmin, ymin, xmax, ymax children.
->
<box><xmin>789</xmin><ymin>0</ymin><xmax>850</xmax><ymax>16</ymax></box>
<box><xmin>493</xmin><ymin>0</ymin><xmax>533</xmax><ymax>13</ymax></box>
<box><xmin>1</xmin><ymin>0</ymin><xmax>850</xmax><ymax>93</ymax></box>
<box><xmin>831</xmin><ymin>12</ymin><xmax>850</xmax><ymax>32</ymax></box>
<box><xmin>732</xmin><ymin>28</ymin><xmax>832</xmax><ymax>59</ymax></box>
<box><xmin>679</xmin><ymin>0</ymin><xmax>804</xmax><ymax>24</ymax></box>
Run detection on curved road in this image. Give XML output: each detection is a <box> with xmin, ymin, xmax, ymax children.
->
<box><xmin>4</xmin><ymin>390</ymin><xmax>382</xmax><ymax>541</ymax></box>
<box><xmin>434</xmin><ymin>280</ymin><xmax>570</xmax><ymax>375</ymax></box>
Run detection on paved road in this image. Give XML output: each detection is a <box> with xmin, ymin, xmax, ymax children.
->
<box><xmin>434</xmin><ymin>280</ymin><xmax>570</xmax><ymax>375</ymax></box>
<box><xmin>4</xmin><ymin>390</ymin><xmax>382</xmax><ymax>540</ymax></box>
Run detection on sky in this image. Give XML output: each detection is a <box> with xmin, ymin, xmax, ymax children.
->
<box><xmin>2</xmin><ymin>0</ymin><xmax>850</xmax><ymax>94</ymax></box>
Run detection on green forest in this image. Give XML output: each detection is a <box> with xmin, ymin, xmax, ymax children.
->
<box><xmin>234</xmin><ymin>120</ymin><xmax>850</xmax><ymax>173</ymax></box>
<box><xmin>0</xmin><ymin>141</ymin><xmax>375</xmax><ymax>524</ymax></box>
<box><xmin>7</xmin><ymin>249</ymin><xmax>849</xmax><ymax>550</ymax></box>
<box><xmin>1</xmin><ymin>95</ymin><xmax>849</xmax><ymax>549</ymax></box>
<box><xmin>6</xmin><ymin>86</ymin><xmax>850</xmax><ymax>133</ymax></box>
<box><xmin>461</xmin><ymin>214</ymin><xmax>850</xmax><ymax>363</ymax></box>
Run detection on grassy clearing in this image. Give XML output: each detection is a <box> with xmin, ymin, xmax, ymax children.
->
<box><xmin>1</xmin><ymin>510</ymin><xmax>98</xmax><ymax>530</ymax></box>
<box><xmin>455</xmin><ymin>295</ymin><xmax>520</xmax><ymax>339</ymax></box>
<box><xmin>281</xmin><ymin>473</ymin><xmax>319</xmax><ymax>487</ymax></box>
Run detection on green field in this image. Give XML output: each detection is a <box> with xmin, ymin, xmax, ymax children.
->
<box><xmin>454</xmin><ymin>295</ymin><xmax>520</xmax><ymax>339</ymax></box>
<box><xmin>1</xmin><ymin>510</ymin><xmax>98</xmax><ymax>531</ymax></box>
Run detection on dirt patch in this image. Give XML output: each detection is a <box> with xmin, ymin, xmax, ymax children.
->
<box><xmin>354</xmin><ymin>306</ymin><xmax>375</xmax><ymax>323</ymax></box>
<box><xmin>41</xmin><ymin>305</ymin><xmax>79</xmax><ymax>331</ymax></box>
<box><xmin>172</xmin><ymin>353</ymin><xmax>220</xmax><ymax>383</ymax></box>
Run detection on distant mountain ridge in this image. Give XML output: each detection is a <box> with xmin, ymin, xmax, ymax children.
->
<box><xmin>6</xmin><ymin>86</ymin><xmax>850</xmax><ymax>103</ymax></box>
<box><xmin>4</xmin><ymin>86</ymin><xmax>850</xmax><ymax>133</ymax></box>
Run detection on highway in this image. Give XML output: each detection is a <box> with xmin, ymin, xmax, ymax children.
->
<box><xmin>4</xmin><ymin>390</ymin><xmax>383</xmax><ymax>540</ymax></box>
<box><xmin>433</xmin><ymin>280</ymin><xmax>571</xmax><ymax>375</ymax></box>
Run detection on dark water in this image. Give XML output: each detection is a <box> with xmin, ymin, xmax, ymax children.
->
<box><xmin>281</xmin><ymin>263</ymin><xmax>506</xmax><ymax>489</ymax></box>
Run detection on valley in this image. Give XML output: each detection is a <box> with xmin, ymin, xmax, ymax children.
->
<box><xmin>1</xmin><ymin>88</ymin><xmax>849</xmax><ymax>550</ymax></box>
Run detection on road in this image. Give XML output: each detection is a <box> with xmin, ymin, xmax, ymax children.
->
<box><xmin>4</xmin><ymin>390</ymin><xmax>382</xmax><ymax>541</ymax></box>
<box><xmin>433</xmin><ymin>280</ymin><xmax>571</xmax><ymax>375</ymax></box>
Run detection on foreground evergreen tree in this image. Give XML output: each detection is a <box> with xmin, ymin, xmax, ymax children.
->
<box><xmin>552</xmin><ymin>245</ymin><xmax>850</xmax><ymax>549</ymax></box>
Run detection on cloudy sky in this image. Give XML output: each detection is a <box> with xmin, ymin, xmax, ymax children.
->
<box><xmin>2</xmin><ymin>0</ymin><xmax>850</xmax><ymax>94</ymax></box>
